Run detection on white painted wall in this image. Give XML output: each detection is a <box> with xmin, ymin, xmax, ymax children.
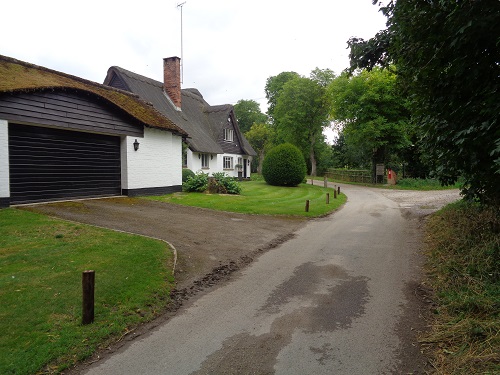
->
<box><xmin>121</xmin><ymin>127</ymin><xmax>182</xmax><ymax>190</ymax></box>
<box><xmin>0</xmin><ymin>120</ymin><xmax>10</xmax><ymax>198</ymax></box>
<box><xmin>186</xmin><ymin>149</ymin><xmax>252</xmax><ymax>178</ymax></box>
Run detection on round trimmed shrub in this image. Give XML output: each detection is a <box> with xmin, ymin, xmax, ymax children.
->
<box><xmin>262</xmin><ymin>143</ymin><xmax>307</xmax><ymax>186</ymax></box>
<box><xmin>182</xmin><ymin>168</ymin><xmax>195</xmax><ymax>182</ymax></box>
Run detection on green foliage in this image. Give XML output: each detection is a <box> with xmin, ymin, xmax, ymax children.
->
<box><xmin>182</xmin><ymin>168</ymin><xmax>195</xmax><ymax>182</ymax></box>
<box><xmin>211</xmin><ymin>172</ymin><xmax>242</xmax><ymax>195</ymax></box>
<box><xmin>310</xmin><ymin>67</ymin><xmax>336</xmax><ymax>87</ymax></box>
<box><xmin>264</xmin><ymin>71</ymin><xmax>300</xmax><ymax>120</ymax></box>
<box><xmin>244</xmin><ymin>123</ymin><xmax>276</xmax><ymax>174</ymax></box>
<box><xmin>274</xmin><ymin>76</ymin><xmax>330</xmax><ymax>176</ymax></box>
<box><xmin>424</xmin><ymin>201</ymin><xmax>500</xmax><ymax>373</ymax></box>
<box><xmin>262</xmin><ymin>143</ymin><xmax>307</xmax><ymax>187</ymax></box>
<box><xmin>0</xmin><ymin>209</ymin><xmax>173</xmax><ymax>374</ymax></box>
<box><xmin>328</xmin><ymin>68</ymin><xmax>412</xmax><ymax>179</ymax></box>
<box><xmin>183</xmin><ymin>171</ymin><xmax>208</xmax><ymax>192</ymax></box>
<box><xmin>348</xmin><ymin>0</ymin><xmax>500</xmax><ymax>205</ymax></box>
<box><xmin>183</xmin><ymin>172</ymin><xmax>241</xmax><ymax>195</ymax></box>
<box><xmin>233</xmin><ymin>99</ymin><xmax>268</xmax><ymax>133</ymax></box>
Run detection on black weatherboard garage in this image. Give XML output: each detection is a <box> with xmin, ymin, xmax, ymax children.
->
<box><xmin>0</xmin><ymin>54</ymin><xmax>188</xmax><ymax>207</ymax></box>
<box><xmin>9</xmin><ymin>124</ymin><xmax>121</xmax><ymax>204</ymax></box>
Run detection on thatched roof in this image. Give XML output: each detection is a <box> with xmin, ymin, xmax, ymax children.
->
<box><xmin>0</xmin><ymin>55</ymin><xmax>188</xmax><ymax>136</ymax></box>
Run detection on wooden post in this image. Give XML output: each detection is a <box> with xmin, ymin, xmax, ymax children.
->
<box><xmin>323</xmin><ymin>176</ymin><xmax>327</xmax><ymax>188</ymax></box>
<box><xmin>338</xmin><ymin>186</ymin><xmax>341</xmax><ymax>195</ymax></box>
<box><xmin>305</xmin><ymin>200</ymin><xmax>310</xmax><ymax>212</ymax></box>
<box><xmin>82</xmin><ymin>270</ymin><xmax>95</xmax><ymax>325</ymax></box>
<box><xmin>326</xmin><ymin>193</ymin><xmax>330</xmax><ymax>204</ymax></box>
<box><xmin>311</xmin><ymin>178</ymin><xmax>314</xmax><ymax>186</ymax></box>
<box><xmin>334</xmin><ymin>189</ymin><xmax>337</xmax><ymax>199</ymax></box>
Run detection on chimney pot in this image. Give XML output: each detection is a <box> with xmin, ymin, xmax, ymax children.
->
<box><xmin>163</xmin><ymin>56</ymin><xmax>181</xmax><ymax>109</ymax></box>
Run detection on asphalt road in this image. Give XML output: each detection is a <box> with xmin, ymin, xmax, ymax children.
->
<box><xmin>81</xmin><ymin>185</ymin><xmax>459</xmax><ymax>374</ymax></box>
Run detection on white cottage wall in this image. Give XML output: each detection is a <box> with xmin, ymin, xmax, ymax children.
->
<box><xmin>122</xmin><ymin>127</ymin><xmax>183</xmax><ymax>194</ymax></box>
<box><xmin>0</xmin><ymin>120</ymin><xmax>10</xmax><ymax>202</ymax></box>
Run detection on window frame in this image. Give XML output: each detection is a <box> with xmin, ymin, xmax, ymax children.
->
<box><xmin>223</xmin><ymin>156</ymin><xmax>234</xmax><ymax>169</ymax></box>
<box><xmin>223</xmin><ymin>128</ymin><xmax>234</xmax><ymax>142</ymax></box>
<box><xmin>201</xmin><ymin>154</ymin><xmax>209</xmax><ymax>169</ymax></box>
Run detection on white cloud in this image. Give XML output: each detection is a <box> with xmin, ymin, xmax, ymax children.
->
<box><xmin>1</xmin><ymin>0</ymin><xmax>386</xmax><ymax>114</ymax></box>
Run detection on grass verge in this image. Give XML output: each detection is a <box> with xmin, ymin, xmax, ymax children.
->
<box><xmin>422</xmin><ymin>200</ymin><xmax>499</xmax><ymax>373</ymax></box>
<box><xmin>0</xmin><ymin>209</ymin><xmax>175</xmax><ymax>374</ymax></box>
<box><xmin>318</xmin><ymin>176</ymin><xmax>461</xmax><ymax>191</ymax></box>
<box><xmin>147</xmin><ymin>180</ymin><xmax>346</xmax><ymax>217</ymax></box>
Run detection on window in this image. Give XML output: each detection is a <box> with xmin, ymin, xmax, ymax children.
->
<box><xmin>201</xmin><ymin>154</ymin><xmax>209</xmax><ymax>168</ymax></box>
<box><xmin>223</xmin><ymin>128</ymin><xmax>234</xmax><ymax>142</ymax></box>
<box><xmin>223</xmin><ymin>156</ymin><xmax>233</xmax><ymax>169</ymax></box>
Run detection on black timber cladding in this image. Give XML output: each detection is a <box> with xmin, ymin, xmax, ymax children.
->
<box><xmin>9</xmin><ymin>123</ymin><xmax>121</xmax><ymax>204</ymax></box>
<box><xmin>0</xmin><ymin>90</ymin><xmax>144</xmax><ymax>137</ymax></box>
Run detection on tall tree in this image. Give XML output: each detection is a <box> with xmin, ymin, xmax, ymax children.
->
<box><xmin>233</xmin><ymin>99</ymin><xmax>267</xmax><ymax>134</ymax></box>
<box><xmin>244</xmin><ymin>123</ymin><xmax>275</xmax><ymax>174</ymax></box>
<box><xmin>264</xmin><ymin>71</ymin><xmax>300</xmax><ymax>122</ymax></box>
<box><xmin>310</xmin><ymin>67</ymin><xmax>336</xmax><ymax>87</ymax></box>
<box><xmin>348</xmin><ymin>0</ymin><xmax>500</xmax><ymax>204</ymax></box>
<box><xmin>274</xmin><ymin>76</ymin><xmax>330</xmax><ymax>176</ymax></box>
<box><xmin>328</xmin><ymin>68</ymin><xmax>411</xmax><ymax>182</ymax></box>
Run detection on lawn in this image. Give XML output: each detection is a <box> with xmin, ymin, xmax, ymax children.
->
<box><xmin>147</xmin><ymin>179</ymin><xmax>346</xmax><ymax>217</ymax></box>
<box><xmin>0</xmin><ymin>209</ymin><xmax>175</xmax><ymax>374</ymax></box>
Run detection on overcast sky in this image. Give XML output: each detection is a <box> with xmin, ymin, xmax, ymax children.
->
<box><xmin>1</xmin><ymin>0</ymin><xmax>386</xmax><ymax>114</ymax></box>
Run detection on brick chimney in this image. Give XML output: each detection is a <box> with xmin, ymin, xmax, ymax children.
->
<box><xmin>163</xmin><ymin>56</ymin><xmax>181</xmax><ymax>110</ymax></box>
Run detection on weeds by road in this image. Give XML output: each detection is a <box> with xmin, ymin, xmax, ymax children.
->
<box><xmin>422</xmin><ymin>201</ymin><xmax>500</xmax><ymax>373</ymax></box>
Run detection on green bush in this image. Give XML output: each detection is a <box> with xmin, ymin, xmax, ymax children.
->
<box><xmin>183</xmin><ymin>172</ymin><xmax>241</xmax><ymax>194</ymax></box>
<box><xmin>182</xmin><ymin>168</ymin><xmax>195</xmax><ymax>182</ymax></box>
<box><xmin>211</xmin><ymin>172</ymin><xmax>242</xmax><ymax>194</ymax></box>
<box><xmin>262</xmin><ymin>143</ymin><xmax>307</xmax><ymax>186</ymax></box>
<box><xmin>183</xmin><ymin>172</ymin><xmax>208</xmax><ymax>192</ymax></box>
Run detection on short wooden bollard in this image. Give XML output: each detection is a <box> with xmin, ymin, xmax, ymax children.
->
<box><xmin>334</xmin><ymin>189</ymin><xmax>337</xmax><ymax>199</ymax></box>
<box><xmin>326</xmin><ymin>193</ymin><xmax>330</xmax><ymax>204</ymax></box>
<box><xmin>338</xmin><ymin>186</ymin><xmax>341</xmax><ymax>195</ymax></box>
<box><xmin>305</xmin><ymin>200</ymin><xmax>310</xmax><ymax>212</ymax></box>
<box><xmin>323</xmin><ymin>176</ymin><xmax>327</xmax><ymax>188</ymax></box>
<box><xmin>82</xmin><ymin>270</ymin><xmax>95</xmax><ymax>325</ymax></box>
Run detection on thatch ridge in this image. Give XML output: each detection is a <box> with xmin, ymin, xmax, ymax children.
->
<box><xmin>0</xmin><ymin>55</ymin><xmax>187</xmax><ymax>136</ymax></box>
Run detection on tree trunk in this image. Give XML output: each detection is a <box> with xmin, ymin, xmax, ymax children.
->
<box><xmin>257</xmin><ymin>150</ymin><xmax>265</xmax><ymax>174</ymax></box>
<box><xmin>309</xmin><ymin>143</ymin><xmax>317</xmax><ymax>177</ymax></box>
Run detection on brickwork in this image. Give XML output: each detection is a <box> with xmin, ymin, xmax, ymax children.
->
<box><xmin>163</xmin><ymin>57</ymin><xmax>181</xmax><ymax>109</ymax></box>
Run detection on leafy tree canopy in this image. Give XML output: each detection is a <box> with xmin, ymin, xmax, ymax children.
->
<box><xmin>274</xmin><ymin>76</ymin><xmax>330</xmax><ymax>176</ymax></box>
<box><xmin>264</xmin><ymin>71</ymin><xmax>300</xmax><ymax>121</ymax></box>
<box><xmin>328</xmin><ymin>68</ymin><xmax>411</xmax><ymax>174</ymax></box>
<box><xmin>310</xmin><ymin>67</ymin><xmax>336</xmax><ymax>87</ymax></box>
<box><xmin>348</xmin><ymin>0</ymin><xmax>500</xmax><ymax>204</ymax></box>
<box><xmin>245</xmin><ymin>122</ymin><xmax>275</xmax><ymax>174</ymax></box>
<box><xmin>233</xmin><ymin>99</ymin><xmax>268</xmax><ymax>134</ymax></box>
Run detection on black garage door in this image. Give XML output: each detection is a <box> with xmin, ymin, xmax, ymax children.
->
<box><xmin>9</xmin><ymin>124</ymin><xmax>121</xmax><ymax>204</ymax></box>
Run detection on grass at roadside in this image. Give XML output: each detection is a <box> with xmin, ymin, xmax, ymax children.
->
<box><xmin>317</xmin><ymin>176</ymin><xmax>461</xmax><ymax>191</ymax></box>
<box><xmin>422</xmin><ymin>201</ymin><xmax>499</xmax><ymax>373</ymax></box>
<box><xmin>147</xmin><ymin>180</ymin><xmax>346</xmax><ymax>217</ymax></box>
<box><xmin>0</xmin><ymin>209</ymin><xmax>174</xmax><ymax>375</ymax></box>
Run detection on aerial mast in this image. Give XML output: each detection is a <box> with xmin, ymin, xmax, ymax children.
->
<box><xmin>177</xmin><ymin>2</ymin><xmax>186</xmax><ymax>85</ymax></box>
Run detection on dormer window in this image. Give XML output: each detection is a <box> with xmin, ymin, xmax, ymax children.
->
<box><xmin>224</xmin><ymin>128</ymin><xmax>234</xmax><ymax>142</ymax></box>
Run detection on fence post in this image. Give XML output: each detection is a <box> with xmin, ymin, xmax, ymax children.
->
<box><xmin>323</xmin><ymin>176</ymin><xmax>327</xmax><ymax>188</ymax></box>
<box><xmin>334</xmin><ymin>189</ymin><xmax>337</xmax><ymax>199</ymax></box>
<box><xmin>82</xmin><ymin>270</ymin><xmax>95</xmax><ymax>325</ymax></box>
<box><xmin>338</xmin><ymin>186</ymin><xmax>341</xmax><ymax>195</ymax></box>
<box><xmin>305</xmin><ymin>200</ymin><xmax>310</xmax><ymax>212</ymax></box>
<box><xmin>326</xmin><ymin>193</ymin><xmax>330</xmax><ymax>204</ymax></box>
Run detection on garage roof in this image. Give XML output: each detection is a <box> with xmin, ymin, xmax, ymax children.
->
<box><xmin>0</xmin><ymin>55</ymin><xmax>188</xmax><ymax>137</ymax></box>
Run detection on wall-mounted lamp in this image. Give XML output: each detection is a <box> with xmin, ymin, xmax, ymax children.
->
<box><xmin>247</xmin><ymin>159</ymin><xmax>250</xmax><ymax>166</ymax></box>
<box><xmin>198</xmin><ymin>154</ymin><xmax>201</xmax><ymax>159</ymax></box>
<box><xmin>133</xmin><ymin>139</ymin><xmax>140</xmax><ymax>151</ymax></box>
<box><xmin>211</xmin><ymin>155</ymin><xmax>213</xmax><ymax>160</ymax></box>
